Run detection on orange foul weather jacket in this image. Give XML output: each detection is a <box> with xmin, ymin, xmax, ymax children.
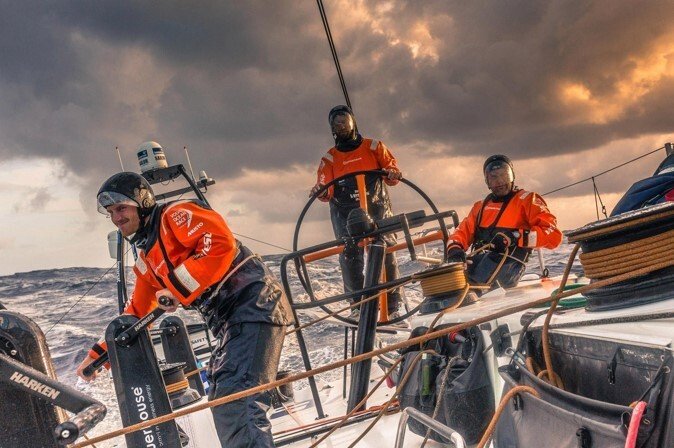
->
<box><xmin>127</xmin><ymin>200</ymin><xmax>238</xmax><ymax>313</ymax></box>
<box><xmin>316</xmin><ymin>138</ymin><xmax>400</xmax><ymax>204</ymax></box>
<box><xmin>89</xmin><ymin>200</ymin><xmax>240</xmax><ymax>358</ymax></box>
<box><xmin>449</xmin><ymin>189</ymin><xmax>562</xmax><ymax>252</ymax></box>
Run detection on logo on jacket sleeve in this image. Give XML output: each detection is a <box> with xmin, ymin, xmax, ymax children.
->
<box><xmin>170</xmin><ymin>209</ymin><xmax>193</xmax><ymax>228</ymax></box>
<box><xmin>194</xmin><ymin>232</ymin><xmax>212</xmax><ymax>259</ymax></box>
<box><xmin>187</xmin><ymin>222</ymin><xmax>204</xmax><ymax>237</ymax></box>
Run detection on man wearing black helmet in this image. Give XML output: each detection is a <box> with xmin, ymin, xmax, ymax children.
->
<box><xmin>310</xmin><ymin>105</ymin><xmax>405</xmax><ymax>320</ymax></box>
<box><xmin>76</xmin><ymin>171</ymin><xmax>293</xmax><ymax>447</ymax></box>
<box><xmin>446</xmin><ymin>155</ymin><xmax>562</xmax><ymax>289</ymax></box>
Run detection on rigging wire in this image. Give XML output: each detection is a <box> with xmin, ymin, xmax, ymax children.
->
<box><xmin>44</xmin><ymin>248</ymin><xmax>131</xmax><ymax>336</ymax></box>
<box><xmin>232</xmin><ymin>232</ymin><xmax>290</xmax><ymax>252</ymax></box>
<box><xmin>316</xmin><ymin>0</ymin><xmax>352</xmax><ymax>110</ymax></box>
<box><xmin>542</xmin><ymin>145</ymin><xmax>665</xmax><ymax>196</ymax></box>
<box><xmin>591</xmin><ymin>177</ymin><xmax>608</xmax><ymax>220</ymax></box>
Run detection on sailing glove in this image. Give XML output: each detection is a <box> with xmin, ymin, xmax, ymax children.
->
<box><xmin>491</xmin><ymin>231</ymin><xmax>518</xmax><ymax>253</ymax></box>
<box><xmin>446</xmin><ymin>244</ymin><xmax>466</xmax><ymax>263</ymax></box>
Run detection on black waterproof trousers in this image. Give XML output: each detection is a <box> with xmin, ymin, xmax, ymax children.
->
<box><xmin>207</xmin><ymin>322</ymin><xmax>285</xmax><ymax>447</ymax></box>
<box><xmin>467</xmin><ymin>251</ymin><xmax>527</xmax><ymax>290</ymax></box>
<box><xmin>196</xmin><ymin>243</ymin><xmax>293</xmax><ymax>447</ymax></box>
<box><xmin>329</xmin><ymin>202</ymin><xmax>402</xmax><ymax>313</ymax></box>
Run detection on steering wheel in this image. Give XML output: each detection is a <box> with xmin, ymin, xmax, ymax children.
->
<box><xmin>292</xmin><ymin>169</ymin><xmax>451</xmax><ymax>326</ymax></box>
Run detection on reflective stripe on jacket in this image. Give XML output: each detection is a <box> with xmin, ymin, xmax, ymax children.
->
<box><xmin>449</xmin><ymin>189</ymin><xmax>562</xmax><ymax>251</ymax></box>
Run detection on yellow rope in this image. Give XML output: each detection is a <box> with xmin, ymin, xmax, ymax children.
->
<box><xmin>418</xmin><ymin>269</ymin><xmax>467</xmax><ymax>297</ymax></box>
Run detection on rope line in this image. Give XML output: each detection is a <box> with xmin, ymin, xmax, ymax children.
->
<box><xmin>476</xmin><ymin>386</ymin><xmax>540</xmax><ymax>448</ymax></box>
<box><xmin>542</xmin><ymin>145</ymin><xmax>665</xmax><ymax>196</ymax></box>
<box><xmin>541</xmin><ymin>243</ymin><xmax>580</xmax><ymax>388</ymax></box>
<box><xmin>343</xmin><ymin>351</ymin><xmax>434</xmax><ymax>448</ymax></box>
<box><xmin>592</xmin><ymin>177</ymin><xmax>608</xmax><ymax>219</ymax></box>
<box><xmin>70</xmin><ymin>255</ymin><xmax>674</xmax><ymax>448</ymax></box>
<box><xmin>165</xmin><ymin>379</ymin><xmax>189</xmax><ymax>395</ymax></box>
<box><xmin>286</xmin><ymin>282</ymin><xmax>410</xmax><ymax>335</ymax></box>
<box><xmin>307</xmin><ymin>352</ymin><xmax>423</xmax><ymax>447</ymax></box>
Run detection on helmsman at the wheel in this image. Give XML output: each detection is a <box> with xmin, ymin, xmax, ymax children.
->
<box><xmin>310</xmin><ymin>104</ymin><xmax>405</xmax><ymax>320</ymax></box>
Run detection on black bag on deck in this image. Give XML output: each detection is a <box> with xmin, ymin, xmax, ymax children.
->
<box><xmin>397</xmin><ymin>326</ymin><xmax>494</xmax><ymax>444</ymax></box>
<box><xmin>494</xmin><ymin>331</ymin><xmax>673</xmax><ymax>448</ymax></box>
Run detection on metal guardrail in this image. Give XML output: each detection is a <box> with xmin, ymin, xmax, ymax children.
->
<box><xmin>394</xmin><ymin>407</ymin><xmax>466</xmax><ymax>448</ymax></box>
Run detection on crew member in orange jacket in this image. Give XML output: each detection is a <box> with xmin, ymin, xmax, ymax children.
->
<box><xmin>310</xmin><ymin>105</ymin><xmax>404</xmax><ymax>319</ymax></box>
<box><xmin>76</xmin><ymin>171</ymin><xmax>293</xmax><ymax>447</ymax></box>
<box><xmin>447</xmin><ymin>155</ymin><xmax>562</xmax><ymax>289</ymax></box>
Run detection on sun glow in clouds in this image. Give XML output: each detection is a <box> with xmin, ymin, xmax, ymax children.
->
<box><xmin>558</xmin><ymin>38</ymin><xmax>674</xmax><ymax>124</ymax></box>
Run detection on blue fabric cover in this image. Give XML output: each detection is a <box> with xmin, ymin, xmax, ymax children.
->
<box><xmin>611</xmin><ymin>154</ymin><xmax>674</xmax><ymax>215</ymax></box>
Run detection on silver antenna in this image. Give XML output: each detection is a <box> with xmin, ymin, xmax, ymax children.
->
<box><xmin>115</xmin><ymin>146</ymin><xmax>124</xmax><ymax>170</ymax></box>
<box><xmin>184</xmin><ymin>145</ymin><xmax>196</xmax><ymax>180</ymax></box>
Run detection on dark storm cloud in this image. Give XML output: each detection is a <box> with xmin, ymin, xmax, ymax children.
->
<box><xmin>338</xmin><ymin>1</ymin><xmax>674</xmax><ymax>158</ymax></box>
<box><xmin>1</xmin><ymin>0</ymin><xmax>673</xmax><ymax>190</ymax></box>
<box><xmin>0</xmin><ymin>0</ymin><xmax>337</xmax><ymax>177</ymax></box>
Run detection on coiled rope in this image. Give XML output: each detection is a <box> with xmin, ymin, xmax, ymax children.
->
<box><xmin>580</xmin><ymin>230</ymin><xmax>674</xmax><ymax>278</ymax></box>
<box><xmin>417</xmin><ymin>264</ymin><xmax>467</xmax><ymax>297</ymax></box>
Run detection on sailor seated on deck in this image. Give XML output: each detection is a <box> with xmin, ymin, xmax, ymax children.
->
<box><xmin>446</xmin><ymin>155</ymin><xmax>562</xmax><ymax>291</ymax></box>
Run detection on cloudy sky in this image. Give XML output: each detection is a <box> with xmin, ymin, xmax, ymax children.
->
<box><xmin>1</xmin><ymin>1</ymin><xmax>674</xmax><ymax>275</ymax></box>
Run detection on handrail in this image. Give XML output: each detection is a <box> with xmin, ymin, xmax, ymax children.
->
<box><xmin>394</xmin><ymin>407</ymin><xmax>466</xmax><ymax>448</ymax></box>
<box><xmin>302</xmin><ymin>228</ymin><xmax>445</xmax><ymax>263</ymax></box>
<box><xmin>385</xmin><ymin>229</ymin><xmax>443</xmax><ymax>254</ymax></box>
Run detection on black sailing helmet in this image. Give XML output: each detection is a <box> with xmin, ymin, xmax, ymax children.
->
<box><xmin>96</xmin><ymin>172</ymin><xmax>156</xmax><ymax>218</ymax></box>
<box><xmin>483</xmin><ymin>154</ymin><xmax>513</xmax><ymax>175</ymax></box>
<box><xmin>483</xmin><ymin>154</ymin><xmax>515</xmax><ymax>180</ymax></box>
<box><xmin>483</xmin><ymin>154</ymin><xmax>516</xmax><ymax>197</ymax></box>
<box><xmin>328</xmin><ymin>105</ymin><xmax>358</xmax><ymax>141</ymax></box>
<box><xmin>328</xmin><ymin>104</ymin><xmax>355</xmax><ymax>123</ymax></box>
